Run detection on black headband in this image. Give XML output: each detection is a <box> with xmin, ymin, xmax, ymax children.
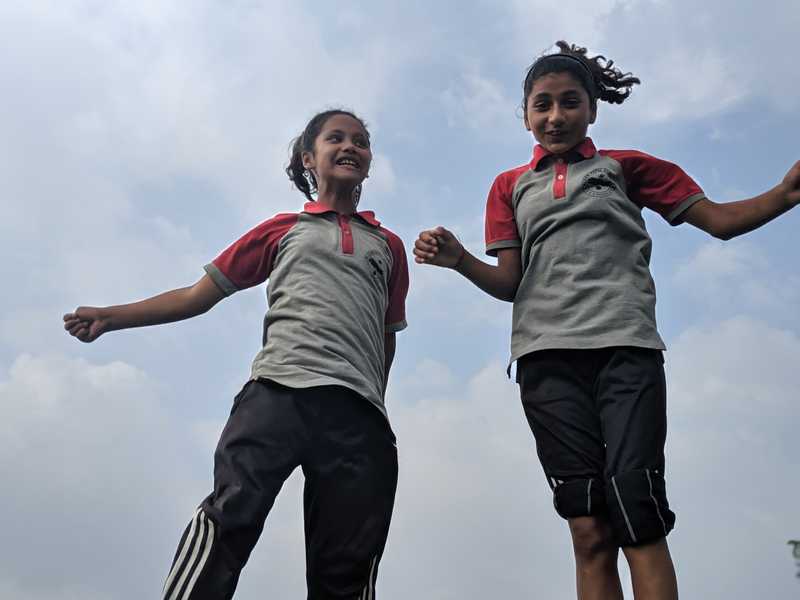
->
<box><xmin>527</xmin><ymin>53</ymin><xmax>597</xmax><ymax>96</ymax></box>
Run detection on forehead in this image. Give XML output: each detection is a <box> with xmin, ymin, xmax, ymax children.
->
<box><xmin>319</xmin><ymin>114</ymin><xmax>368</xmax><ymax>136</ymax></box>
<box><xmin>529</xmin><ymin>71</ymin><xmax>586</xmax><ymax>96</ymax></box>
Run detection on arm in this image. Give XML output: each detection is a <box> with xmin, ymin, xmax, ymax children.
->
<box><xmin>383</xmin><ymin>331</ymin><xmax>396</xmax><ymax>396</ymax></box>
<box><xmin>413</xmin><ymin>226</ymin><xmax>522</xmax><ymax>302</ymax></box>
<box><xmin>682</xmin><ymin>160</ymin><xmax>800</xmax><ymax>240</ymax></box>
<box><xmin>63</xmin><ymin>274</ymin><xmax>226</xmax><ymax>343</ymax></box>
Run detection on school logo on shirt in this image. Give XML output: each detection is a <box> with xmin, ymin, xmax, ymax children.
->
<box><xmin>364</xmin><ymin>249</ymin><xmax>387</xmax><ymax>281</ymax></box>
<box><xmin>579</xmin><ymin>168</ymin><xmax>619</xmax><ymax>198</ymax></box>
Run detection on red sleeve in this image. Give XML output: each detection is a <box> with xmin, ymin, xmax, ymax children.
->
<box><xmin>485</xmin><ymin>167</ymin><xmax>525</xmax><ymax>256</ymax></box>
<box><xmin>204</xmin><ymin>213</ymin><xmax>298</xmax><ymax>295</ymax></box>
<box><xmin>381</xmin><ymin>228</ymin><xmax>409</xmax><ymax>332</ymax></box>
<box><xmin>602</xmin><ymin>150</ymin><xmax>706</xmax><ymax>224</ymax></box>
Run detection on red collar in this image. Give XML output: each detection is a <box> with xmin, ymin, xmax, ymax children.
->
<box><xmin>302</xmin><ymin>202</ymin><xmax>381</xmax><ymax>227</ymax></box>
<box><xmin>530</xmin><ymin>138</ymin><xmax>596</xmax><ymax>170</ymax></box>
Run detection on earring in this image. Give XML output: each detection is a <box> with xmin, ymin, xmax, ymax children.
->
<box><xmin>304</xmin><ymin>169</ymin><xmax>317</xmax><ymax>195</ymax></box>
<box><xmin>352</xmin><ymin>184</ymin><xmax>362</xmax><ymax>208</ymax></box>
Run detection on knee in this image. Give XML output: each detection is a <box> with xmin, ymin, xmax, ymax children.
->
<box><xmin>569</xmin><ymin>516</ymin><xmax>617</xmax><ymax>563</ymax></box>
<box><xmin>606</xmin><ymin>468</ymin><xmax>676</xmax><ymax>547</ymax></box>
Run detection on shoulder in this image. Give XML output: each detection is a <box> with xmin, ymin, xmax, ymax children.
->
<box><xmin>488</xmin><ymin>162</ymin><xmax>531</xmax><ymax>202</ymax></box>
<box><xmin>493</xmin><ymin>162</ymin><xmax>531</xmax><ymax>187</ymax></box>
<box><xmin>375</xmin><ymin>225</ymin><xmax>407</xmax><ymax>259</ymax></box>
<box><xmin>598</xmin><ymin>148</ymin><xmax>685</xmax><ymax>177</ymax></box>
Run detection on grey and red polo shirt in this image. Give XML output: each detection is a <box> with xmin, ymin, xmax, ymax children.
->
<box><xmin>485</xmin><ymin>137</ymin><xmax>705</xmax><ymax>368</ymax></box>
<box><xmin>205</xmin><ymin>202</ymin><xmax>409</xmax><ymax>420</ymax></box>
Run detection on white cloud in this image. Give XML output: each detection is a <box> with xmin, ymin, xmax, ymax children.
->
<box><xmin>664</xmin><ymin>317</ymin><xmax>800</xmax><ymax>597</ymax></box>
<box><xmin>673</xmin><ymin>240</ymin><xmax>800</xmax><ymax>320</ymax></box>
<box><xmin>0</xmin><ymin>353</ymin><xmax>206</xmax><ymax>599</ymax></box>
<box><xmin>441</xmin><ymin>68</ymin><xmax>517</xmax><ymax>134</ymax></box>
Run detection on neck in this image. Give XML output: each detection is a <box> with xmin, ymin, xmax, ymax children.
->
<box><xmin>315</xmin><ymin>180</ymin><xmax>359</xmax><ymax>214</ymax></box>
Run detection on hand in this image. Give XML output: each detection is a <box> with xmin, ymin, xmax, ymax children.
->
<box><xmin>413</xmin><ymin>226</ymin><xmax>465</xmax><ymax>269</ymax></box>
<box><xmin>63</xmin><ymin>306</ymin><xmax>110</xmax><ymax>343</ymax></box>
<box><xmin>781</xmin><ymin>160</ymin><xmax>800</xmax><ymax>207</ymax></box>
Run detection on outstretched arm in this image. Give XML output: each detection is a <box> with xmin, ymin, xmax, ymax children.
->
<box><xmin>682</xmin><ymin>160</ymin><xmax>800</xmax><ymax>240</ymax></box>
<box><xmin>413</xmin><ymin>226</ymin><xmax>522</xmax><ymax>302</ymax></box>
<box><xmin>63</xmin><ymin>274</ymin><xmax>226</xmax><ymax>343</ymax></box>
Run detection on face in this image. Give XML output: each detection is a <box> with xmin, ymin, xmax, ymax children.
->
<box><xmin>524</xmin><ymin>71</ymin><xmax>596</xmax><ymax>155</ymax></box>
<box><xmin>302</xmin><ymin>114</ymin><xmax>372</xmax><ymax>188</ymax></box>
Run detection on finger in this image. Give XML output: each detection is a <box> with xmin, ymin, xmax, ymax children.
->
<box><xmin>414</xmin><ymin>239</ymin><xmax>438</xmax><ymax>254</ymax></box>
<box><xmin>412</xmin><ymin>249</ymin><xmax>436</xmax><ymax>263</ymax></box>
<box><xmin>67</xmin><ymin>322</ymin><xmax>88</xmax><ymax>336</ymax></box>
<box><xmin>412</xmin><ymin>244</ymin><xmax>438</xmax><ymax>260</ymax></box>
<box><xmin>418</xmin><ymin>231</ymin><xmax>440</xmax><ymax>245</ymax></box>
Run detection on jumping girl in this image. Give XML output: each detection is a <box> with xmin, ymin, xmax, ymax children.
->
<box><xmin>414</xmin><ymin>42</ymin><xmax>799</xmax><ymax>600</ymax></box>
<box><xmin>64</xmin><ymin>109</ymin><xmax>409</xmax><ymax>600</ymax></box>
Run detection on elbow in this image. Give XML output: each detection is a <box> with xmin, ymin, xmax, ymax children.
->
<box><xmin>499</xmin><ymin>281</ymin><xmax>521</xmax><ymax>302</ymax></box>
<box><xmin>709</xmin><ymin>226</ymin><xmax>735</xmax><ymax>241</ymax></box>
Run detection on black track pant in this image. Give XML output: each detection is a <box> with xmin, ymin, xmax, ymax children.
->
<box><xmin>161</xmin><ymin>379</ymin><xmax>398</xmax><ymax>600</ymax></box>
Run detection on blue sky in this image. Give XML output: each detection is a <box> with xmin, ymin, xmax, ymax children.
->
<box><xmin>2</xmin><ymin>1</ymin><xmax>799</xmax><ymax>598</ymax></box>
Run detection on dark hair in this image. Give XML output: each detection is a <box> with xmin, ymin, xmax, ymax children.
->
<box><xmin>522</xmin><ymin>41</ymin><xmax>641</xmax><ymax>110</ymax></box>
<box><xmin>286</xmin><ymin>109</ymin><xmax>370</xmax><ymax>201</ymax></box>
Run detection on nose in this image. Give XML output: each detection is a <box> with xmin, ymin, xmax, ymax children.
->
<box><xmin>547</xmin><ymin>105</ymin><xmax>565</xmax><ymax>126</ymax></box>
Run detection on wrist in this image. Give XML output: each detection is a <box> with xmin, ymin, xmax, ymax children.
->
<box><xmin>451</xmin><ymin>246</ymin><xmax>467</xmax><ymax>272</ymax></box>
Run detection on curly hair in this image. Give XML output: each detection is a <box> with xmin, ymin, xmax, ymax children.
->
<box><xmin>286</xmin><ymin>109</ymin><xmax>370</xmax><ymax>201</ymax></box>
<box><xmin>522</xmin><ymin>41</ymin><xmax>641</xmax><ymax>110</ymax></box>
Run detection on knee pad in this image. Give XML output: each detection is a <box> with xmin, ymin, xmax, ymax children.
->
<box><xmin>552</xmin><ymin>478</ymin><xmax>607</xmax><ymax>519</ymax></box>
<box><xmin>606</xmin><ymin>469</ymin><xmax>675</xmax><ymax>546</ymax></box>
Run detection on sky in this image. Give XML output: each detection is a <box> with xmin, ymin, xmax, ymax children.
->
<box><xmin>2</xmin><ymin>0</ymin><xmax>800</xmax><ymax>598</ymax></box>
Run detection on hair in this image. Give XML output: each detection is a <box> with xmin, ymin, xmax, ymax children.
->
<box><xmin>522</xmin><ymin>41</ymin><xmax>641</xmax><ymax>110</ymax></box>
<box><xmin>286</xmin><ymin>109</ymin><xmax>370</xmax><ymax>201</ymax></box>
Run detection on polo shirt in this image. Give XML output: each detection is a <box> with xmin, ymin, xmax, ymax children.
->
<box><xmin>205</xmin><ymin>202</ymin><xmax>409</xmax><ymax>420</ymax></box>
<box><xmin>485</xmin><ymin>138</ymin><xmax>705</xmax><ymax>368</ymax></box>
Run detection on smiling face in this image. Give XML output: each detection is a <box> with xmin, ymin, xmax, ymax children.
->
<box><xmin>302</xmin><ymin>113</ymin><xmax>372</xmax><ymax>190</ymax></box>
<box><xmin>524</xmin><ymin>71</ymin><xmax>596</xmax><ymax>156</ymax></box>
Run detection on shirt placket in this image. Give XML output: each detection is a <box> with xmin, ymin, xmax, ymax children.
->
<box><xmin>338</xmin><ymin>214</ymin><xmax>354</xmax><ymax>254</ymax></box>
<box><xmin>553</xmin><ymin>158</ymin><xmax>568</xmax><ymax>199</ymax></box>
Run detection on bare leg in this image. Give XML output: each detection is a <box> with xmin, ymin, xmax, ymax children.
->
<box><xmin>622</xmin><ymin>537</ymin><xmax>678</xmax><ymax>600</ymax></box>
<box><xmin>569</xmin><ymin>516</ymin><xmax>624</xmax><ymax>600</ymax></box>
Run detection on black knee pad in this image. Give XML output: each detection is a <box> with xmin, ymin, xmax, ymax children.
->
<box><xmin>552</xmin><ymin>478</ymin><xmax>607</xmax><ymax>519</ymax></box>
<box><xmin>606</xmin><ymin>469</ymin><xmax>675</xmax><ymax>546</ymax></box>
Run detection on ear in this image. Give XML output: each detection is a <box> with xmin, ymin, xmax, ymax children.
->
<box><xmin>589</xmin><ymin>101</ymin><xmax>597</xmax><ymax>125</ymax></box>
<box><xmin>523</xmin><ymin>108</ymin><xmax>531</xmax><ymax>131</ymax></box>
<box><xmin>301</xmin><ymin>150</ymin><xmax>315</xmax><ymax>170</ymax></box>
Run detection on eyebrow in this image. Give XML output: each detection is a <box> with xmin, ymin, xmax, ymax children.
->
<box><xmin>532</xmin><ymin>89</ymin><xmax>582</xmax><ymax>98</ymax></box>
<box><xmin>325</xmin><ymin>128</ymin><xmax>368</xmax><ymax>138</ymax></box>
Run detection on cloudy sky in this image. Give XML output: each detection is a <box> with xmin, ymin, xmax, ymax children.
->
<box><xmin>2</xmin><ymin>1</ymin><xmax>799</xmax><ymax>598</ymax></box>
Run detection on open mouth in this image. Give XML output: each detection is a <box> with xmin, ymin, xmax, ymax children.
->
<box><xmin>336</xmin><ymin>157</ymin><xmax>361</xmax><ymax>169</ymax></box>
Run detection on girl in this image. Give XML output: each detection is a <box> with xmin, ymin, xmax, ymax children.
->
<box><xmin>414</xmin><ymin>42</ymin><xmax>800</xmax><ymax>600</ymax></box>
<box><xmin>64</xmin><ymin>109</ymin><xmax>409</xmax><ymax>600</ymax></box>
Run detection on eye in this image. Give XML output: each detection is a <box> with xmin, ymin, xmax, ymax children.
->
<box><xmin>354</xmin><ymin>136</ymin><xmax>370</xmax><ymax>149</ymax></box>
<box><xmin>327</xmin><ymin>133</ymin><xmax>342</xmax><ymax>143</ymax></box>
<box><xmin>532</xmin><ymin>100</ymin><xmax>549</xmax><ymax>112</ymax></box>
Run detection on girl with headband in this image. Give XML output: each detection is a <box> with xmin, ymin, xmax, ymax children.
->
<box><xmin>414</xmin><ymin>41</ymin><xmax>799</xmax><ymax>599</ymax></box>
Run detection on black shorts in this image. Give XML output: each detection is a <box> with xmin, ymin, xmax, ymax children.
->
<box><xmin>161</xmin><ymin>379</ymin><xmax>398</xmax><ymax>600</ymax></box>
<box><xmin>518</xmin><ymin>346</ymin><xmax>675</xmax><ymax>546</ymax></box>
